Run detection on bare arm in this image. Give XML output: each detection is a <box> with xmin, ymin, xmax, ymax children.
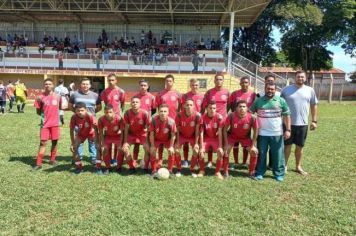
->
<box><xmin>310</xmin><ymin>104</ymin><xmax>318</xmax><ymax>130</ymax></box>
<box><xmin>218</xmin><ymin>128</ymin><xmax>223</xmax><ymax>148</ymax></box>
<box><xmin>149</xmin><ymin>132</ymin><xmax>155</xmax><ymax>148</ymax></box>
<box><xmin>194</xmin><ymin>125</ymin><xmax>200</xmax><ymax>145</ymax></box>
<box><xmin>68</xmin><ymin>102</ymin><xmax>75</xmax><ymax>113</ymax></box>
<box><xmin>283</xmin><ymin>115</ymin><xmax>291</xmax><ymax>140</ymax></box>
<box><xmin>123</xmin><ymin>124</ymin><xmax>129</xmax><ymax>144</ymax></box>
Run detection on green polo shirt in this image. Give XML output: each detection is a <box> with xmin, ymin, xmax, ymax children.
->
<box><xmin>250</xmin><ymin>95</ymin><xmax>290</xmax><ymax>136</ymax></box>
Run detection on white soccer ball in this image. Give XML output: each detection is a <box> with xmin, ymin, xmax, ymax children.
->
<box><xmin>156</xmin><ymin>168</ymin><xmax>170</xmax><ymax>180</ymax></box>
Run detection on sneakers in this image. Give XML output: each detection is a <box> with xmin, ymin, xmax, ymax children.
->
<box><xmin>74</xmin><ymin>168</ymin><xmax>82</xmax><ymax>174</ymax></box>
<box><xmin>223</xmin><ymin>173</ymin><xmax>230</xmax><ymax>180</ymax></box>
<box><xmin>206</xmin><ymin>162</ymin><xmax>213</xmax><ymax>168</ymax></box>
<box><xmin>215</xmin><ymin>172</ymin><xmax>224</xmax><ymax>180</ymax></box>
<box><xmin>116</xmin><ymin>168</ymin><xmax>122</xmax><ymax>174</ymax></box>
<box><xmin>32</xmin><ymin>165</ymin><xmax>42</xmax><ymax>171</ymax></box>
<box><xmin>275</xmin><ymin>176</ymin><xmax>284</xmax><ymax>182</ymax></box>
<box><xmin>175</xmin><ymin>171</ymin><xmax>182</xmax><ymax>177</ymax></box>
<box><xmin>49</xmin><ymin>160</ymin><xmax>58</xmax><ymax>166</ymax></box>
<box><xmin>255</xmin><ymin>175</ymin><xmax>264</xmax><ymax>181</ymax></box>
<box><xmin>91</xmin><ymin>158</ymin><xmax>97</xmax><ymax>165</ymax></box>
<box><xmin>103</xmin><ymin>169</ymin><xmax>110</xmax><ymax>175</ymax></box>
<box><xmin>191</xmin><ymin>173</ymin><xmax>198</xmax><ymax>178</ymax></box>
<box><xmin>197</xmin><ymin>170</ymin><xmax>205</xmax><ymax>178</ymax></box>
<box><xmin>182</xmin><ymin>160</ymin><xmax>189</xmax><ymax>168</ymax></box>
<box><xmin>128</xmin><ymin>168</ymin><xmax>136</xmax><ymax>175</ymax></box>
<box><xmin>143</xmin><ymin>168</ymin><xmax>149</xmax><ymax>175</ymax></box>
<box><xmin>95</xmin><ymin>168</ymin><xmax>103</xmax><ymax>175</ymax></box>
<box><xmin>110</xmin><ymin>159</ymin><xmax>117</xmax><ymax>166</ymax></box>
<box><xmin>229</xmin><ymin>163</ymin><xmax>235</xmax><ymax>170</ymax></box>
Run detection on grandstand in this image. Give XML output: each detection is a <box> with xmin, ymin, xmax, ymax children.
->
<box><xmin>0</xmin><ymin>0</ymin><xmax>272</xmax><ymax>98</ymax></box>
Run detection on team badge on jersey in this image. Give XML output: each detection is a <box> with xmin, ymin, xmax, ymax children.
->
<box><xmin>243</xmin><ymin>124</ymin><xmax>250</xmax><ymax>129</ymax></box>
<box><xmin>114</xmin><ymin>94</ymin><xmax>119</xmax><ymax>101</ymax></box>
<box><xmin>213</xmin><ymin>123</ymin><xmax>217</xmax><ymax>128</ymax></box>
<box><xmin>171</xmin><ymin>96</ymin><xmax>176</xmax><ymax>101</ymax></box>
<box><xmin>52</xmin><ymin>100</ymin><xmax>58</xmax><ymax>106</ymax></box>
<box><xmin>234</xmin><ymin>124</ymin><xmax>238</xmax><ymax>128</ymax></box>
<box><xmin>113</xmin><ymin>126</ymin><xmax>118</xmax><ymax>131</ymax></box>
<box><xmin>190</xmin><ymin>121</ymin><xmax>195</xmax><ymax>127</ymax></box>
<box><xmin>221</xmin><ymin>94</ymin><xmax>227</xmax><ymax>100</ymax></box>
<box><xmin>145</xmin><ymin>99</ymin><xmax>150</xmax><ymax>105</ymax></box>
<box><xmin>163</xmin><ymin>128</ymin><xmax>169</xmax><ymax>133</ymax></box>
<box><xmin>85</xmin><ymin>122</ymin><xmax>89</xmax><ymax>128</ymax></box>
<box><xmin>139</xmin><ymin>120</ymin><xmax>143</xmax><ymax>125</ymax></box>
<box><xmin>196</xmin><ymin>99</ymin><xmax>202</xmax><ymax>105</ymax></box>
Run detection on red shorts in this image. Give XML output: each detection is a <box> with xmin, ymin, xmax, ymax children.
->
<box><xmin>228</xmin><ymin>137</ymin><xmax>252</xmax><ymax>148</ymax></box>
<box><xmin>104</xmin><ymin>136</ymin><xmax>121</xmax><ymax>146</ymax></box>
<box><xmin>153</xmin><ymin>141</ymin><xmax>171</xmax><ymax>149</ymax></box>
<box><xmin>40</xmin><ymin>126</ymin><xmax>60</xmax><ymax>141</ymax></box>
<box><xmin>127</xmin><ymin>134</ymin><xmax>147</xmax><ymax>145</ymax></box>
<box><xmin>203</xmin><ymin>137</ymin><xmax>220</xmax><ymax>152</ymax></box>
<box><xmin>177</xmin><ymin>136</ymin><xmax>195</xmax><ymax>147</ymax></box>
<box><xmin>78</xmin><ymin>135</ymin><xmax>95</xmax><ymax>143</ymax></box>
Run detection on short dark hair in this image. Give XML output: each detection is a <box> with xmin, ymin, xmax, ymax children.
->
<box><xmin>75</xmin><ymin>102</ymin><xmax>87</xmax><ymax>109</ymax></box>
<box><xmin>264</xmin><ymin>74</ymin><xmax>275</xmax><ymax>81</ymax></box>
<box><xmin>139</xmin><ymin>79</ymin><xmax>148</xmax><ymax>85</ymax></box>
<box><xmin>107</xmin><ymin>73</ymin><xmax>117</xmax><ymax>79</ymax></box>
<box><xmin>240</xmin><ymin>76</ymin><xmax>250</xmax><ymax>82</ymax></box>
<box><xmin>214</xmin><ymin>73</ymin><xmax>224</xmax><ymax>80</ymax></box>
<box><xmin>295</xmin><ymin>70</ymin><xmax>306</xmax><ymax>76</ymax></box>
<box><xmin>236</xmin><ymin>100</ymin><xmax>247</xmax><ymax>107</ymax></box>
<box><xmin>104</xmin><ymin>104</ymin><xmax>114</xmax><ymax>110</ymax></box>
<box><xmin>265</xmin><ymin>82</ymin><xmax>276</xmax><ymax>89</ymax></box>
<box><xmin>184</xmin><ymin>98</ymin><xmax>194</xmax><ymax>103</ymax></box>
<box><xmin>131</xmin><ymin>96</ymin><xmax>141</xmax><ymax>101</ymax></box>
<box><xmin>208</xmin><ymin>100</ymin><xmax>216</xmax><ymax>105</ymax></box>
<box><xmin>44</xmin><ymin>78</ymin><xmax>53</xmax><ymax>83</ymax></box>
<box><xmin>58</xmin><ymin>79</ymin><xmax>64</xmax><ymax>84</ymax></box>
<box><xmin>159</xmin><ymin>104</ymin><xmax>169</xmax><ymax>109</ymax></box>
<box><xmin>165</xmin><ymin>74</ymin><xmax>175</xmax><ymax>82</ymax></box>
<box><xmin>80</xmin><ymin>77</ymin><xmax>91</xmax><ymax>83</ymax></box>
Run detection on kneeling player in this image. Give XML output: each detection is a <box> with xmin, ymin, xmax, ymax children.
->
<box><xmin>223</xmin><ymin>100</ymin><xmax>258</xmax><ymax>177</ymax></box>
<box><xmin>175</xmin><ymin>99</ymin><xmax>202</xmax><ymax>177</ymax></box>
<box><xmin>199</xmin><ymin>101</ymin><xmax>225</xmax><ymax>179</ymax></box>
<box><xmin>33</xmin><ymin>78</ymin><xmax>61</xmax><ymax>170</ymax></box>
<box><xmin>122</xmin><ymin>97</ymin><xmax>150</xmax><ymax>173</ymax></box>
<box><xmin>97</xmin><ymin>105</ymin><xmax>132</xmax><ymax>174</ymax></box>
<box><xmin>149</xmin><ymin>104</ymin><xmax>176</xmax><ymax>177</ymax></box>
<box><xmin>70</xmin><ymin>102</ymin><xmax>98</xmax><ymax>174</ymax></box>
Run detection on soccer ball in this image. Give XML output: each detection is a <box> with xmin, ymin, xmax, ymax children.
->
<box><xmin>140</xmin><ymin>159</ymin><xmax>145</xmax><ymax>169</ymax></box>
<box><xmin>156</xmin><ymin>168</ymin><xmax>170</xmax><ymax>180</ymax></box>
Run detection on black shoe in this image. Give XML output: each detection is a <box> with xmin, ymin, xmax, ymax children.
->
<box><xmin>103</xmin><ymin>169</ymin><xmax>110</xmax><ymax>175</ymax></box>
<box><xmin>32</xmin><ymin>165</ymin><xmax>42</xmax><ymax>170</ymax></box>
<box><xmin>73</xmin><ymin>168</ymin><xmax>82</xmax><ymax>174</ymax></box>
<box><xmin>116</xmin><ymin>168</ymin><xmax>122</xmax><ymax>174</ymax></box>
<box><xmin>128</xmin><ymin>168</ymin><xmax>136</xmax><ymax>175</ymax></box>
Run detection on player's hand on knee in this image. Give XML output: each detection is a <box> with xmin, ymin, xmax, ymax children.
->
<box><xmin>70</xmin><ymin>144</ymin><xmax>75</xmax><ymax>153</ymax></box>
<box><xmin>168</xmin><ymin>146</ymin><xmax>174</xmax><ymax>155</ymax></box>
<box><xmin>249</xmin><ymin>146</ymin><xmax>258</xmax><ymax>156</ymax></box>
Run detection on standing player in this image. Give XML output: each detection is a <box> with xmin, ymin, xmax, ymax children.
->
<box><xmin>199</xmin><ymin>101</ymin><xmax>225</xmax><ymax>179</ymax></box>
<box><xmin>149</xmin><ymin>104</ymin><xmax>176</xmax><ymax>176</ymax></box>
<box><xmin>180</xmin><ymin>78</ymin><xmax>204</xmax><ymax>167</ymax></box>
<box><xmin>228</xmin><ymin>76</ymin><xmax>256</xmax><ymax>169</ymax></box>
<box><xmin>223</xmin><ymin>100</ymin><xmax>259</xmax><ymax>178</ymax></box>
<box><xmin>100</xmin><ymin>73</ymin><xmax>125</xmax><ymax>117</ymax></box>
<box><xmin>175</xmin><ymin>99</ymin><xmax>202</xmax><ymax>177</ymax></box>
<box><xmin>33</xmin><ymin>78</ymin><xmax>61</xmax><ymax>170</ymax></box>
<box><xmin>0</xmin><ymin>80</ymin><xmax>6</xmax><ymax>114</ymax></box>
<box><xmin>201</xmin><ymin>73</ymin><xmax>230</xmax><ymax>168</ymax></box>
<box><xmin>6</xmin><ymin>80</ymin><xmax>15</xmax><ymax>112</ymax></box>
<box><xmin>155</xmin><ymin>74</ymin><xmax>181</xmax><ymax>166</ymax></box>
<box><xmin>14</xmin><ymin>80</ymin><xmax>27</xmax><ymax>113</ymax></box>
<box><xmin>97</xmin><ymin>105</ymin><xmax>129</xmax><ymax>174</ymax></box>
<box><xmin>281</xmin><ymin>71</ymin><xmax>318</xmax><ymax>175</ymax></box>
<box><xmin>132</xmin><ymin>79</ymin><xmax>156</xmax><ymax>164</ymax></box>
<box><xmin>69</xmin><ymin>102</ymin><xmax>98</xmax><ymax>174</ymax></box>
<box><xmin>122</xmin><ymin>97</ymin><xmax>150</xmax><ymax>173</ymax></box>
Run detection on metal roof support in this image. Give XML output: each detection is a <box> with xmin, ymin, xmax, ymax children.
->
<box><xmin>227</xmin><ymin>11</ymin><xmax>234</xmax><ymax>73</ymax></box>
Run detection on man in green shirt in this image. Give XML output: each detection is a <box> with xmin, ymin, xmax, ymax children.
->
<box><xmin>250</xmin><ymin>83</ymin><xmax>291</xmax><ymax>181</ymax></box>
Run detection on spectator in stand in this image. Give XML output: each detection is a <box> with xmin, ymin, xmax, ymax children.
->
<box><xmin>140</xmin><ymin>30</ymin><xmax>145</xmax><ymax>45</ymax></box>
<box><xmin>192</xmin><ymin>52</ymin><xmax>199</xmax><ymax>72</ymax></box>
<box><xmin>57</xmin><ymin>52</ymin><xmax>64</xmax><ymax>69</ymax></box>
<box><xmin>101</xmin><ymin>29</ymin><xmax>108</xmax><ymax>42</ymax></box>
<box><xmin>38</xmin><ymin>42</ymin><xmax>45</xmax><ymax>53</ymax></box>
<box><xmin>148</xmin><ymin>30</ymin><xmax>153</xmax><ymax>45</ymax></box>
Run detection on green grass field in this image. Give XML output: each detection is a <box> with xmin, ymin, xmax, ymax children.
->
<box><xmin>0</xmin><ymin>103</ymin><xmax>355</xmax><ymax>235</ymax></box>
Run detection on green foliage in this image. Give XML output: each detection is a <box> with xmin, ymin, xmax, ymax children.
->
<box><xmin>0</xmin><ymin>104</ymin><xmax>355</xmax><ymax>235</ymax></box>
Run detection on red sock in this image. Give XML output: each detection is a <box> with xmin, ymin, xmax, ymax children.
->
<box><xmin>243</xmin><ymin>148</ymin><xmax>249</xmax><ymax>164</ymax></box>
<box><xmin>150</xmin><ymin>156</ymin><xmax>157</xmax><ymax>173</ymax></box>
<box><xmin>50</xmin><ymin>150</ymin><xmax>57</xmax><ymax>161</ymax></box>
<box><xmin>223</xmin><ymin>155</ymin><xmax>229</xmax><ymax>174</ymax></box>
<box><xmin>36</xmin><ymin>153</ymin><xmax>44</xmax><ymax>166</ymax></box>
<box><xmin>104</xmin><ymin>154</ymin><xmax>111</xmax><ymax>168</ymax></box>
<box><xmin>183</xmin><ymin>144</ymin><xmax>189</xmax><ymax>161</ymax></box>
<box><xmin>116</xmin><ymin>152</ymin><xmax>124</xmax><ymax>169</ymax></box>
<box><xmin>233</xmin><ymin>147</ymin><xmax>239</xmax><ymax>164</ymax></box>
<box><xmin>215</xmin><ymin>158</ymin><xmax>222</xmax><ymax>174</ymax></box>
<box><xmin>175</xmin><ymin>154</ymin><xmax>182</xmax><ymax>171</ymax></box>
<box><xmin>190</xmin><ymin>156</ymin><xmax>197</xmax><ymax>171</ymax></box>
<box><xmin>133</xmin><ymin>144</ymin><xmax>140</xmax><ymax>161</ymax></box>
<box><xmin>95</xmin><ymin>160</ymin><xmax>102</xmax><ymax>169</ymax></box>
<box><xmin>167</xmin><ymin>155</ymin><xmax>175</xmax><ymax>172</ymax></box>
<box><xmin>127</xmin><ymin>159</ymin><xmax>135</xmax><ymax>169</ymax></box>
<box><xmin>199</xmin><ymin>158</ymin><xmax>205</xmax><ymax>171</ymax></box>
<box><xmin>158</xmin><ymin>145</ymin><xmax>163</xmax><ymax>160</ymax></box>
<box><xmin>249</xmin><ymin>154</ymin><xmax>258</xmax><ymax>175</ymax></box>
<box><xmin>208</xmin><ymin>150</ymin><xmax>213</xmax><ymax>163</ymax></box>
<box><xmin>156</xmin><ymin>159</ymin><xmax>163</xmax><ymax>169</ymax></box>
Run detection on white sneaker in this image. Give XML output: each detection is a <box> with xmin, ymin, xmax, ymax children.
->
<box><xmin>140</xmin><ymin>159</ymin><xmax>145</xmax><ymax>169</ymax></box>
<box><xmin>175</xmin><ymin>172</ymin><xmax>182</xmax><ymax>177</ymax></box>
<box><xmin>191</xmin><ymin>173</ymin><xmax>198</xmax><ymax>178</ymax></box>
<box><xmin>206</xmin><ymin>162</ymin><xmax>212</xmax><ymax>168</ymax></box>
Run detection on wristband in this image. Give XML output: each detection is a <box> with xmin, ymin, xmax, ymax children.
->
<box><xmin>312</xmin><ymin>121</ymin><xmax>317</xmax><ymax>124</ymax></box>
<box><xmin>285</xmin><ymin>129</ymin><xmax>291</xmax><ymax>132</ymax></box>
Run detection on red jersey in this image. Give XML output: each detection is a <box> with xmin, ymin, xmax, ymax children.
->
<box><xmin>175</xmin><ymin>111</ymin><xmax>202</xmax><ymax>139</ymax></box>
<box><xmin>202</xmin><ymin>87</ymin><xmax>230</xmax><ymax>118</ymax></box>
<box><xmin>155</xmin><ymin>89</ymin><xmax>181</xmax><ymax>119</ymax></box>
<box><xmin>201</xmin><ymin>113</ymin><xmax>224</xmax><ymax>139</ymax></box>
<box><xmin>149</xmin><ymin>115</ymin><xmax>176</xmax><ymax>142</ymax></box>
<box><xmin>229</xmin><ymin>89</ymin><xmax>256</xmax><ymax>111</ymax></box>
<box><xmin>100</xmin><ymin>86</ymin><xmax>125</xmax><ymax>116</ymax></box>
<box><xmin>34</xmin><ymin>93</ymin><xmax>60</xmax><ymax>128</ymax></box>
<box><xmin>124</xmin><ymin>109</ymin><xmax>150</xmax><ymax>137</ymax></box>
<box><xmin>98</xmin><ymin>115</ymin><xmax>122</xmax><ymax>138</ymax></box>
<box><xmin>181</xmin><ymin>91</ymin><xmax>204</xmax><ymax>112</ymax></box>
<box><xmin>70</xmin><ymin>114</ymin><xmax>97</xmax><ymax>138</ymax></box>
<box><xmin>225</xmin><ymin>112</ymin><xmax>258</xmax><ymax>140</ymax></box>
<box><xmin>134</xmin><ymin>92</ymin><xmax>156</xmax><ymax>115</ymax></box>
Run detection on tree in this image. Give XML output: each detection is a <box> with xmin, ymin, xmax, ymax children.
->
<box><xmin>350</xmin><ymin>71</ymin><xmax>356</xmax><ymax>83</ymax></box>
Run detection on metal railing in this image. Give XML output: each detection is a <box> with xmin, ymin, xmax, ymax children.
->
<box><xmin>0</xmin><ymin>52</ymin><xmax>225</xmax><ymax>74</ymax></box>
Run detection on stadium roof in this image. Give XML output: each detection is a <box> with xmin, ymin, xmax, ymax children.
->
<box><xmin>0</xmin><ymin>0</ymin><xmax>271</xmax><ymax>27</ymax></box>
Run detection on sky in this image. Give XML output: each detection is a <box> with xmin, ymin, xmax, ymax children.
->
<box><xmin>272</xmin><ymin>28</ymin><xmax>355</xmax><ymax>80</ymax></box>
